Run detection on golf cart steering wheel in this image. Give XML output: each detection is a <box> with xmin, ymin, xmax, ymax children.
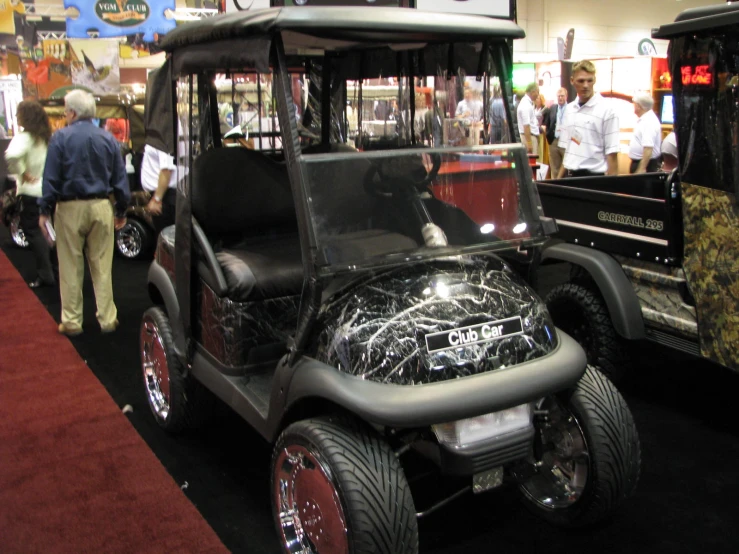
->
<box><xmin>363</xmin><ymin>153</ymin><xmax>442</xmax><ymax>198</ymax></box>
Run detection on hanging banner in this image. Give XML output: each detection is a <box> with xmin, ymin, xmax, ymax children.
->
<box><xmin>119</xmin><ymin>33</ymin><xmax>162</xmax><ymax>59</ymax></box>
<box><xmin>24</xmin><ymin>38</ymin><xmax>121</xmax><ymax>99</ymax></box>
<box><xmin>69</xmin><ymin>38</ymin><xmax>120</xmax><ymax>95</ymax></box>
<box><xmin>0</xmin><ymin>0</ymin><xmax>24</xmax><ymax>35</ymax></box>
<box><xmin>64</xmin><ymin>0</ymin><xmax>176</xmax><ymax>42</ymax></box>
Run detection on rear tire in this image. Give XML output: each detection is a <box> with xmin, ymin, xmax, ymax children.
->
<box><xmin>519</xmin><ymin>365</ymin><xmax>641</xmax><ymax>527</ymax></box>
<box><xmin>116</xmin><ymin>217</ymin><xmax>153</xmax><ymax>260</ymax></box>
<box><xmin>140</xmin><ymin>306</ymin><xmax>214</xmax><ymax>432</ymax></box>
<box><xmin>272</xmin><ymin>416</ymin><xmax>418</xmax><ymax>554</ymax></box>
<box><xmin>546</xmin><ymin>283</ymin><xmax>631</xmax><ymax>382</ymax></box>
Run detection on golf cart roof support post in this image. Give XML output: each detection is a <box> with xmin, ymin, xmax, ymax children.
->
<box><xmin>357</xmin><ymin>52</ymin><xmax>365</xmax><ymax>149</ymax></box>
<box><xmin>175</xmin><ymin>73</ymin><xmax>195</xmax><ymax>363</ymax></box>
<box><xmin>321</xmin><ymin>55</ymin><xmax>331</xmax><ymax>147</ymax></box>
<box><xmin>406</xmin><ymin>51</ymin><xmax>416</xmax><ymax>146</ymax></box>
<box><xmin>478</xmin><ymin>42</ymin><xmax>490</xmax><ymax>141</ymax></box>
<box><xmin>272</xmin><ymin>33</ymin><xmax>322</xmax><ymax>364</ymax></box>
<box><xmin>447</xmin><ymin>43</ymin><xmax>454</xmax><ymax>80</ymax></box>
<box><xmin>257</xmin><ymin>76</ymin><xmax>264</xmax><ymax>151</ymax></box>
<box><xmin>492</xmin><ymin>44</ymin><xmax>516</xmax><ymax>145</ymax></box>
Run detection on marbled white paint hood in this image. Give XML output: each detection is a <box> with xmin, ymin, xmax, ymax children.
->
<box><xmin>311</xmin><ymin>255</ymin><xmax>558</xmax><ymax>385</ymax></box>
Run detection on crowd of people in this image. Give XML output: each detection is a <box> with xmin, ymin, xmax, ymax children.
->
<box><xmin>517</xmin><ymin>59</ymin><xmax>677</xmax><ymax>178</ymax></box>
<box><xmin>5</xmin><ymin>66</ymin><xmax>679</xmax><ymax>337</ymax></box>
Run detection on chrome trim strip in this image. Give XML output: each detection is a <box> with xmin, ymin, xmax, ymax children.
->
<box><xmin>556</xmin><ymin>219</ymin><xmax>669</xmax><ymax>246</ymax></box>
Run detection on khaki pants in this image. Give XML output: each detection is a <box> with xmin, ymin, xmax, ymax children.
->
<box><xmin>55</xmin><ymin>199</ymin><xmax>117</xmax><ymax>331</ymax></box>
<box><xmin>522</xmin><ymin>136</ymin><xmax>539</xmax><ymax>158</ymax></box>
<box><xmin>549</xmin><ymin>144</ymin><xmax>564</xmax><ymax>179</ymax></box>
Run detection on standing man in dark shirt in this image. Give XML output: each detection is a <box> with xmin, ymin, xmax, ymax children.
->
<box><xmin>39</xmin><ymin>90</ymin><xmax>130</xmax><ymax>337</ymax></box>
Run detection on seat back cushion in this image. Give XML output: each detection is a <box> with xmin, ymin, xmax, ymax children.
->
<box><xmin>191</xmin><ymin>147</ymin><xmax>296</xmax><ymax>241</ymax></box>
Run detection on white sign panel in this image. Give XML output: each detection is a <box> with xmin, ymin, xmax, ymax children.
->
<box><xmin>415</xmin><ymin>0</ymin><xmax>510</xmax><ymax>19</ymax></box>
<box><xmin>225</xmin><ymin>0</ymin><xmax>271</xmax><ymax>13</ymax></box>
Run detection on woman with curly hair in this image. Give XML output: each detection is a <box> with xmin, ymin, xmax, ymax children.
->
<box><xmin>5</xmin><ymin>100</ymin><xmax>55</xmax><ymax>288</ymax></box>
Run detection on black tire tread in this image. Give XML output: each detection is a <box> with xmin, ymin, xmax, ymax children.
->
<box><xmin>546</xmin><ymin>283</ymin><xmax>631</xmax><ymax>382</ymax></box>
<box><xmin>567</xmin><ymin>366</ymin><xmax>641</xmax><ymax>525</ymax></box>
<box><xmin>274</xmin><ymin>416</ymin><xmax>418</xmax><ymax>554</ymax></box>
<box><xmin>143</xmin><ymin>306</ymin><xmax>214</xmax><ymax>432</ymax></box>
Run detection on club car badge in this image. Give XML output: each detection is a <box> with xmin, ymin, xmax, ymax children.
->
<box><xmin>425</xmin><ymin>316</ymin><xmax>524</xmax><ymax>353</ymax></box>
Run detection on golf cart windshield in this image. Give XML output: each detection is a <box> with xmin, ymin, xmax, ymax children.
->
<box><xmin>302</xmin><ymin>144</ymin><xmax>543</xmax><ymax>274</ymax></box>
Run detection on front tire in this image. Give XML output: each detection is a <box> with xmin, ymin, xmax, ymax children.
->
<box><xmin>546</xmin><ymin>283</ymin><xmax>631</xmax><ymax>382</ymax></box>
<box><xmin>272</xmin><ymin>416</ymin><xmax>418</xmax><ymax>554</ymax></box>
<box><xmin>140</xmin><ymin>306</ymin><xmax>214</xmax><ymax>432</ymax></box>
<box><xmin>519</xmin><ymin>365</ymin><xmax>641</xmax><ymax>527</ymax></box>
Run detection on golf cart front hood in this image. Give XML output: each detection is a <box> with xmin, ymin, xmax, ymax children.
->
<box><xmin>312</xmin><ymin>255</ymin><xmax>558</xmax><ymax>385</ymax></box>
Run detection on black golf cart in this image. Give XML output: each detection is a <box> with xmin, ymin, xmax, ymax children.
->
<box><xmin>140</xmin><ymin>7</ymin><xmax>640</xmax><ymax>552</ymax></box>
<box><xmin>532</xmin><ymin>4</ymin><xmax>739</xmax><ymax>379</ymax></box>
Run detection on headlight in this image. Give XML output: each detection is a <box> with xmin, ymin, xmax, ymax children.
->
<box><xmin>432</xmin><ymin>404</ymin><xmax>533</xmax><ymax>449</ymax></box>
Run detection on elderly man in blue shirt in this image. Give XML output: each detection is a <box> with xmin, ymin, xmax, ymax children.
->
<box><xmin>39</xmin><ymin>89</ymin><xmax>130</xmax><ymax>337</ymax></box>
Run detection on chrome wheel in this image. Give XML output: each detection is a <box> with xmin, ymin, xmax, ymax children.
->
<box><xmin>9</xmin><ymin>215</ymin><xmax>28</xmax><ymax>248</ymax></box>
<box><xmin>274</xmin><ymin>444</ymin><xmax>349</xmax><ymax>554</ymax></box>
<box><xmin>116</xmin><ymin>221</ymin><xmax>143</xmax><ymax>258</ymax></box>
<box><xmin>520</xmin><ymin>397</ymin><xmax>590</xmax><ymax>509</ymax></box>
<box><xmin>141</xmin><ymin>314</ymin><xmax>171</xmax><ymax>421</ymax></box>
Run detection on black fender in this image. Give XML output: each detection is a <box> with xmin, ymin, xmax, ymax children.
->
<box><xmin>270</xmin><ymin>330</ymin><xmax>586</xmax><ymax>438</ymax></box>
<box><xmin>541</xmin><ymin>242</ymin><xmax>645</xmax><ymax>340</ymax></box>
<box><xmin>147</xmin><ymin>260</ymin><xmax>186</xmax><ymax>357</ymax></box>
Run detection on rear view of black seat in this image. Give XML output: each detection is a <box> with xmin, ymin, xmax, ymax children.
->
<box><xmin>191</xmin><ymin>147</ymin><xmax>302</xmax><ymax>301</ymax></box>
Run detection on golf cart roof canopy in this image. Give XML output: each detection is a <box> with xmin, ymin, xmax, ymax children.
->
<box><xmin>161</xmin><ymin>7</ymin><xmax>524</xmax><ymax>73</ymax></box>
<box><xmin>652</xmin><ymin>2</ymin><xmax>739</xmax><ymax>38</ymax></box>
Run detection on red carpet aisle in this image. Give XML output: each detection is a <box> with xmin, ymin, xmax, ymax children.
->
<box><xmin>0</xmin><ymin>251</ymin><xmax>228</xmax><ymax>553</ymax></box>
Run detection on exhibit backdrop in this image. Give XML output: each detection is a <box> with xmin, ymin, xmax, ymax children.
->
<box><xmin>415</xmin><ymin>0</ymin><xmax>510</xmax><ymax>19</ymax></box>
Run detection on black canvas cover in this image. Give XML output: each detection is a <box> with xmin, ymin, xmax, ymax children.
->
<box><xmin>144</xmin><ymin>59</ymin><xmax>175</xmax><ymax>156</ymax></box>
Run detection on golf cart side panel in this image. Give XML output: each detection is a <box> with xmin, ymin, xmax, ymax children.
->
<box><xmin>312</xmin><ymin>256</ymin><xmax>558</xmax><ymax>385</ymax></box>
<box><xmin>281</xmin><ymin>329</ymin><xmax>584</xmax><ymax>432</ymax></box>
<box><xmin>654</xmin><ymin>9</ymin><xmax>739</xmax><ymax>370</ymax></box>
<box><xmin>197</xmin><ymin>283</ymin><xmax>299</xmax><ymax>368</ymax></box>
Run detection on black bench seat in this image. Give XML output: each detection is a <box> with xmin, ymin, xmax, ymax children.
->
<box><xmin>216</xmin><ymin>234</ymin><xmax>303</xmax><ymax>301</ymax></box>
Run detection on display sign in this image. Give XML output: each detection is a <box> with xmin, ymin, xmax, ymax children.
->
<box><xmin>681</xmin><ymin>64</ymin><xmax>713</xmax><ymax>87</ymax></box>
<box><xmin>64</xmin><ymin>0</ymin><xmax>176</xmax><ymax>41</ymax></box>
<box><xmin>415</xmin><ymin>0</ymin><xmax>510</xmax><ymax>19</ymax></box>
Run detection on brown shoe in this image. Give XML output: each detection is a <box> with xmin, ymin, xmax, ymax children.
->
<box><xmin>58</xmin><ymin>323</ymin><xmax>83</xmax><ymax>337</ymax></box>
<box><xmin>101</xmin><ymin>319</ymin><xmax>119</xmax><ymax>334</ymax></box>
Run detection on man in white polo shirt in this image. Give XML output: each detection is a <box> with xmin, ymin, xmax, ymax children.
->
<box><xmin>141</xmin><ymin>144</ymin><xmax>179</xmax><ymax>234</ymax></box>
<box><xmin>517</xmin><ymin>82</ymin><xmax>540</xmax><ymax>156</ymax></box>
<box><xmin>628</xmin><ymin>92</ymin><xmax>662</xmax><ymax>173</ymax></box>
<box><xmin>557</xmin><ymin>60</ymin><xmax>620</xmax><ymax>177</ymax></box>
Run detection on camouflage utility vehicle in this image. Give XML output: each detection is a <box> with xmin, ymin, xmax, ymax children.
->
<box><xmin>534</xmin><ymin>4</ymin><xmax>739</xmax><ymax>379</ymax></box>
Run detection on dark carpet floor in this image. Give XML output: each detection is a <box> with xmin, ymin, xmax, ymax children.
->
<box><xmin>2</xmin><ymin>224</ymin><xmax>738</xmax><ymax>554</ymax></box>
<box><xmin>0</xmin><ymin>249</ymin><xmax>227</xmax><ymax>554</ymax></box>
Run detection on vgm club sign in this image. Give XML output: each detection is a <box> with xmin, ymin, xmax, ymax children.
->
<box><xmin>95</xmin><ymin>0</ymin><xmax>150</xmax><ymax>27</ymax></box>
